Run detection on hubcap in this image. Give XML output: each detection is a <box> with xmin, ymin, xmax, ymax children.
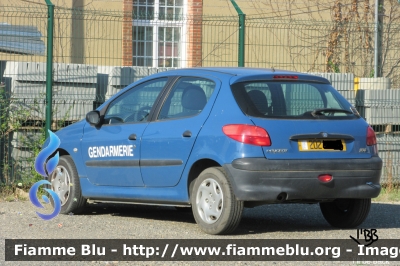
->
<box><xmin>196</xmin><ymin>178</ymin><xmax>223</xmax><ymax>224</ymax></box>
<box><xmin>50</xmin><ymin>166</ymin><xmax>71</xmax><ymax>206</ymax></box>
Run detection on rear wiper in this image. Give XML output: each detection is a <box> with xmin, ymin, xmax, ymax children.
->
<box><xmin>311</xmin><ymin>108</ymin><xmax>353</xmax><ymax>117</ymax></box>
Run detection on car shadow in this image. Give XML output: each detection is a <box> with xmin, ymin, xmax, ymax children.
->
<box><xmin>79</xmin><ymin>201</ymin><xmax>400</xmax><ymax>235</ymax></box>
<box><xmin>82</xmin><ymin>202</ymin><xmax>196</xmax><ymax>224</ymax></box>
<box><xmin>235</xmin><ymin>202</ymin><xmax>400</xmax><ymax>235</ymax></box>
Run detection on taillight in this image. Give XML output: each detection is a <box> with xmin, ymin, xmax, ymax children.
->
<box><xmin>222</xmin><ymin>124</ymin><xmax>271</xmax><ymax>146</ymax></box>
<box><xmin>318</xmin><ymin>174</ymin><xmax>333</xmax><ymax>183</ymax></box>
<box><xmin>367</xmin><ymin>126</ymin><xmax>377</xmax><ymax>146</ymax></box>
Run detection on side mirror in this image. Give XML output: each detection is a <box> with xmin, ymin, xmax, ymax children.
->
<box><xmin>86</xmin><ymin>110</ymin><xmax>101</xmax><ymax>126</ymax></box>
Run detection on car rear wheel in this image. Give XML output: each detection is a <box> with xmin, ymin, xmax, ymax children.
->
<box><xmin>191</xmin><ymin>167</ymin><xmax>243</xmax><ymax>235</ymax></box>
<box><xmin>49</xmin><ymin>155</ymin><xmax>86</xmax><ymax>214</ymax></box>
<box><xmin>319</xmin><ymin>198</ymin><xmax>371</xmax><ymax>228</ymax></box>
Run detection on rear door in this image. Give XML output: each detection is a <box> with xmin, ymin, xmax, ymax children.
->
<box><xmin>231</xmin><ymin>80</ymin><xmax>370</xmax><ymax>160</ymax></box>
<box><xmin>140</xmin><ymin>76</ymin><xmax>219</xmax><ymax>187</ymax></box>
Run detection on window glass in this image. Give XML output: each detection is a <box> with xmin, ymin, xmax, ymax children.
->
<box><xmin>158</xmin><ymin>77</ymin><xmax>215</xmax><ymax>120</ymax></box>
<box><xmin>133</xmin><ymin>26</ymin><xmax>153</xmax><ymax>67</ymax></box>
<box><xmin>105</xmin><ymin>78</ymin><xmax>168</xmax><ymax>124</ymax></box>
<box><xmin>231</xmin><ymin>81</ymin><xmax>354</xmax><ymax>119</ymax></box>
<box><xmin>133</xmin><ymin>0</ymin><xmax>155</xmax><ymax>19</ymax></box>
<box><xmin>283</xmin><ymin>84</ymin><xmax>325</xmax><ymax>116</ymax></box>
<box><xmin>159</xmin><ymin>0</ymin><xmax>184</xmax><ymax>20</ymax></box>
<box><xmin>132</xmin><ymin>0</ymin><xmax>184</xmax><ymax>67</ymax></box>
<box><xmin>158</xmin><ymin>27</ymin><xmax>181</xmax><ymax>67</ymax></box>
<box><xmin>243</xmin><ymin>83</ymin><xmax>273</xmax><ymax>115</ymax></box>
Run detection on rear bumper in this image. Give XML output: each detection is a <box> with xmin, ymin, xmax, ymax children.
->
<box><xmin>223</xmin><ymin>157</ymin><xmax>382</xmax><ymax>202</ymax></box>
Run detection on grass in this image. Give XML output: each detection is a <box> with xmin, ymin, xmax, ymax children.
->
<box><xmin>373</xmin><ymin>186</ymin><xmax>400</xmax><ymax>202</ymax></box>
<box><xmin>3</xmin><ymin>195</ymin><xmax>16</xmax><ymax>202</ymax></box>
<box><xmin>0</xmin><ymin>185</ymin><xmax>14</xmax><ymax>202</ymax></box>
<box><xmin>0</xmin><ymin>183</ymin><xmax>32</xmax><ymax>202</ymax></box>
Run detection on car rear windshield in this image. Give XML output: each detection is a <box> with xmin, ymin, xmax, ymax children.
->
<box><xmin>231</xmin><ymin>81</ymin><xmax>357</xmax><ymax>119</ymax></box>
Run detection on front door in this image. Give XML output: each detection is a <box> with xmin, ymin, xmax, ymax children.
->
<box><xmin>81</xmin><ymin>78</ymin><xmax>169</xmax><ymax>187</ymax></box>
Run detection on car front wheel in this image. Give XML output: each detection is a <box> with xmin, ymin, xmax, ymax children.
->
<box><xmin>191</xmin><ymin>167</ymin><xmax>243</xmax><ymax>235</ymax></box>
<box><xmin>319</xmin><ymin>198</ymin><xmax>371</xmax><ymax>228</ymax></box>
<box><xmin>49</xmin><ymin>155</ymin><xmax>86</xmax><ymax>214</ymax></box>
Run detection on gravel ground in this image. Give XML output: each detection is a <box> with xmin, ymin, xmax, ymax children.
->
<box><xmin>1</xmin><ymin>200</ymin><xmax>399</xmax><ymax>266</ymax></box>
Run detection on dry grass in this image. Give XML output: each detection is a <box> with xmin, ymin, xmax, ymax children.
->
<box><xmin>0</xmin><ymin>184</ymin><xmax>30</xmax><ymax>202</ymax></box>
<box><xmin>373</xmin><ymin>184</ymin><xmax>400</xmax><ymax>203</ymax></box>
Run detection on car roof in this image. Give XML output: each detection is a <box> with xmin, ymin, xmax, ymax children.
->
<box><xmin>169</xmin><ymin>67</ymin><xmax>296</xmax><ymax>75</ymax></box>
<box><xmin>158</xmin><ymin>67</ymin><xmax>331</xmax><ymax>85</ymax></box>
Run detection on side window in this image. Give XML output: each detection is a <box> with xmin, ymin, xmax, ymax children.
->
<box><xmin>104</xmin><ymin>78</ymin><xmax>168</xmax><ymax>124</ymax></box>
<box><xmin>158</xmin><ymin>77</ymin><xmax>215</xmax><ymax>120</ymax></box>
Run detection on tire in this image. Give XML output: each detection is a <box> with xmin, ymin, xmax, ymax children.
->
<box><xmin>191</xmin><ymin>167</ymin><xmax>243</xmax><ymax>235</ymax></box>
<box><xmin>319</xmin><ymin>198</ymin><xmax>371</xmax><ymax>228</ymax></box>
<box><xmin>49</xmin><ymin>155</ymin><xmax>86</xmax><ymax>214</ymax></box>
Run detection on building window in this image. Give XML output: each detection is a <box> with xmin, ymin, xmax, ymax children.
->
<box><xmin>133</xmin><ymin>0</ymin><xmax>185</xmax><ymax>68</ymax></box>
<box><xmin>159</xmin><ymin>0</ymin><xmax>183</xmax><ymax>20</ymax></box>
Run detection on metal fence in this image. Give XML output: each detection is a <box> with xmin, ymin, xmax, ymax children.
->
<box><xmin>0</xmin><ymin>5</ymin><xmax>399</xmax><ymax>185</ymax></box>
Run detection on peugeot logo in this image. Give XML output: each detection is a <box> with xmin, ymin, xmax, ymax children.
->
<box><xmin>321</xmin><ymin>132</ymin><xmax>328</xmax><ymax>138</ymax></box>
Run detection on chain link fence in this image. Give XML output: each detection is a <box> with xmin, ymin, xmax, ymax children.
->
<box><xmin>0</xmin><ymin>5</ymin><xmax>399</xmax><ymax>185</ymax></box>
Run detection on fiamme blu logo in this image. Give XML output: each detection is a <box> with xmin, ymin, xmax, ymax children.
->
<box><xmin>29</xmin><ymin>130</ymin><xmax>62</xmax><ymax>220</ymax></box>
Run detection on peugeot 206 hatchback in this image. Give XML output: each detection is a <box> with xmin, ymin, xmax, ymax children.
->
<box><xmin>50</xmin><ymin>68</ymin><xmax>382</xmax><ymax>234</ymax></box>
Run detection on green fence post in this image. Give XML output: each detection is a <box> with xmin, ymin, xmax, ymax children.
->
<box><xmin>229</xmin><ymin>0</ymin><xmax>245</xmax><ymax>67</ymax></box>
<box><xmin>45</xmin><ymin>0</ymin><xmax>54</xmax><ymax>138</ymax></box>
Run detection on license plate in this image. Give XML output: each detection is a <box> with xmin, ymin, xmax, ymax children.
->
<box><xmin>298</xmin><ymin>139</ymin><xmax>346</xmax><ymax>151</ymax></box>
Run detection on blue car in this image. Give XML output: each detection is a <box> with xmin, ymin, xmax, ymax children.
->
<box><xmin>51</xmin><ymin>68</ymin><xmax>382</xmax><ymax>234</ymax></box>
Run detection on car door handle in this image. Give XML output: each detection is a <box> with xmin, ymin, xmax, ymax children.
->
<box><xmin>182</xmin><ymin>130</ymin><xmax>192</xmax><ymax>137</ymax></box>
<box><xmin>128</xmin><ymin>134</ymin><xmax>137</xmax><ymax>140</ymax></box>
